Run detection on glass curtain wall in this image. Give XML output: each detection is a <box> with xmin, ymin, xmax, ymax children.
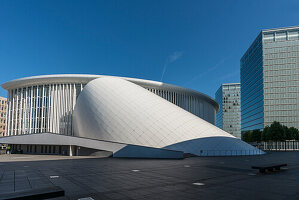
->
<box><xmin>241</xmin><ymin>34</ymin><xmax>264</xmax><ymax>132</ymax></box>
<box><xmin>263</xmin><ymin>30</ymin><xmax>299</xmax><ymax>128</ymax></box>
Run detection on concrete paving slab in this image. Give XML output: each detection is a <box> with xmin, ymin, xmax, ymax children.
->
<box><xmin>0</xmin><ymin>152</ymin><xmax>298</xmax><ymax>199</ymax></box>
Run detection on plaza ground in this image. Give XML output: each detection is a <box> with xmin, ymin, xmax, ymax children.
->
<box><xmin>0</xmin><ymin>152</ymin><xmax>298</xmax><ymax>200</ymax></box>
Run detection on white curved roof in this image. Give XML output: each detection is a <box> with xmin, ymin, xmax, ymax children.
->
<box><xmin>73</xmin><ymin>77</ymin><xmax>263</xmax><ymax>156</ymax></box>
<box><xmin>2</xmin><ymin>74</ymin><xmax>219</xmax><ymax>111</ymax></box>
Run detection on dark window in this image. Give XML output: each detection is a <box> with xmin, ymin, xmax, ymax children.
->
<box><xmin>41</xmin><ymin>146</ymin><xmax>44</xmax><ymax>153</ymax></box>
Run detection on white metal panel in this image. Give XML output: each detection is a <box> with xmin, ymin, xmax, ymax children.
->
<box><xmin>73</xmin><ymin>77</ymin><xmax>263</xmax><ymax>156</ymax></box>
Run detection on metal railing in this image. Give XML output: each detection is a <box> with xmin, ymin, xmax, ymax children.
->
<box><xmin>198</xmin><ymin>149</ymin><xmax>264</xmax><ymax>156</ymax></box>
<box><xmin>254</xmin><ymin>141</ymin><xmax>299</xmax><ymax>151</ymax></box>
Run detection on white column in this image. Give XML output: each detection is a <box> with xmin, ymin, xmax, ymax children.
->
<box><xmin>68</xmin><ymin>84</ymin><xmax>72</xmax><ymax>135</ymax></box>
<box><xmin>40</xmin><ymin>85</ymin><xmax>45</xmax><ymax>132</ymax></box>
<box><xmin>57</xmin><ymin>84</ymin><xmax>62</xmax><ymax>134</ymax></box>
<box><xmin>66</xmin><ymin>84</ymin><xmax>69</xmax><ymax>135</ymax></box>
<box><xmin>21</xmin><ymin>89</ymin><xmax>25</xmax><ymax>134</ymax></box>
<box><xmin>18</xmin><ymin>89</ymin><xmax>23</xmax><ymax>135</ymax></box>
<box><xmin>53</xmin><ymin>84</ymin><xmax>57</xmax><ymax>133</ymax></box>
<box><xmin>29</xmin><ymin>86</ymin><xmax>33</xmax><ymax>134</ymax></box>
<box><xmin>64</xmin><ymin>84</ymin><xmax>67</xmax><ymax>135</ymax></box>
<box><xmin>24</xmin><ymin>87</ymin><xmax>28</xmax><ymax>133</ymax></box>
<box><xmin>61</xmin><ymin>84</ymin><xmax>65</xmax><ymax>134</ymax></box>
<box><xmin>65</xmin><ymin>84</ymin><xmax>68</xmax><ymax>135</ymax></box>
<box><xmin>71</xmin><ymin>84</ymin><xmax>76</xmax><ymax>136</ymax></box>
<box><xmin>35</xmin><ymin>86</ymin><xmax>40</xmax><ymax>133</ymax></box>
<box><xmin>47</xmin><ymin>85</ymin><xmax>51</xmax><ymax>132</ymax></box>
<box><xmin>56</xmin><ymin>84</ymin><xmax>60</xmax><ymax>134</ymax></box>
<box><xmin>54</xmin><ymin>84</ymin><xmax>58</xmax><ymax>133</ymax></box>
<box><xmin>48</xmin><ymin>85</ymin><xmax>52</xmax><ymax>133</ymax></box>
<box><xmin>51</xmin><ymin>84</ymin><xmax>55</xmax><ymax>133</ymax></box>
<box><xmin>14</xmin><ymin>89</ymin><xmax>19</xmax><ymax>135</ymax></box>
<box><xmin>60</xmin><ymin>84</ymin><xmax>63</xmax><ymax>134</ymax></box>
<box><xmin>69</xmin><ymin>145</ymin><xmax>74</xmax><ymax>156</ymax></box>
<box><xmin>67</xmin><ymin>84</ymin><xmax>70</xmax><ymax>135</ymax></box>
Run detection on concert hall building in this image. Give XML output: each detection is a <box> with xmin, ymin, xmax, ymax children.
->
<box><xmin>0</xmin><ymin>74</ymin><xmax>263</xmax><ymax>158</ymax></box>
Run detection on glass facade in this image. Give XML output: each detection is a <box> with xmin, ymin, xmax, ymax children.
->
<box><xmin>215</xmin><ymin>87</ymin><xmax>223</xmax><ymax>129</ymax></box>
<box><xmin>263</xmin><ymin>28</ymin><xmax>299</xmax><ymax>128</ymax></box>
<box><xmin>215</xmin><ymin>83</ymin><xmax>241</xmax><ymax>138</ymax></box>
<box><xmin>241</xmin><ymin>26</ymin><xmax>299</xmax><ymax>132</ymax></box>
<box><xmin>241</xmin><ymin>33</ymin><xmax>264</xmax><ymax>132</ymax></box>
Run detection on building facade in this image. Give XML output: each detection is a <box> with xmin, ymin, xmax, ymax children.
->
<box><xmin>215</xmin><ymin>83</ymin><xmax>241</xmax><ymax>138</ymax></box>
<box><xmin>0</xmin><ymin>74</ymin><xmax>263</xmax><ymax>157</ymax></box>
<box><xmin>241</xmin><ymin>26</ymin><xmax>299</xmax><ymax>132</ymax></box>
<box><xmin>3</xmin><ymin>75</ymin><xmax>217</xmax><ymax>137</ymax></box>
<box><xmin>0</xmin><ymin>97</ymin><xmax>7</xmax><ymax>137</ymax></box>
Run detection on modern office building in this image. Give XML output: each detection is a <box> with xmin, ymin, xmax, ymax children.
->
<box><xmin>0</xmin><ymin>97</ymin><xmax>7</xmax><ymax>137</ymax></box>
<box><xmin>0</xmin><ymin>74</ymin><xmax>263</xmax><ymax>158</ymax></box>
<box><xmin>241</xmin><ymin>26</ymin><xmax>299</xmax><ymax>132</ymax></box>
<box><xmin>215</xmin><ymin>83</ymin><xmax>241</xmax><ymax>138</ymax></box>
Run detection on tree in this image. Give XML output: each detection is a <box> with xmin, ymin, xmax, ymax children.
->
<box><xmin>268</xmin><ymin>121</ymin><xmax>284</xmax><ymax>141</ymax></box>
<box><xmin>289</xmin><ymin>127</ymin><xmax>299</xmax><ymax>140</ymax></box>
<box><xmin>251</xmin><ymin>129</ymin><xmax>262</xmax><ymax>142</ymax></box>
<box><xmin>283</xmin><ymin>125</ymin><xmax>291</xmax><ymax>140</ymax></box>
<box><xmin>261</xmin><ymin>126</ymin><xmax>269</xmax><ymax>142</ymax></box>
<box><xmin>242</xmin><ymin>131</ymin><xmax>250</xmax><ymax>142</ymax></box>
<box><xmin>243</xmin><ymin>122</ymin><xmax>299</xmax><ymax>142</ymax></box>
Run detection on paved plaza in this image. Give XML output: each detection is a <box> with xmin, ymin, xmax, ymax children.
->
<box><xmin>0</xmin><ymin>152</ymin><xmax>299</xmax><ymax>200</ymax></box>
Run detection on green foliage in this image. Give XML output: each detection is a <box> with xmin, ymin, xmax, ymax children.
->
<box><xmin>268</xmin><ymin>121</ymin><xmax>284</xmax><ymax>141</ymax></box>
<box><xmin>283</xmin><ymin>125</ymin><xmax>291</xmax><ymax>140</ymax></box>
<box><xmin>241</xmin><ymin>131</ymin><xmax>251</xmax><ymax>142</ymax></box>
<box><xmin>289</xmin><ymin>127</ymin><xmax>299</xmax><ymax>140</ymax></box>
<box><xmin>261</xmin><ymin>126</ymin><xmax>269</xmax><ymax>141</ymax></box>
<box><xmin>242</xmin><ymin>129</ymin><xmax>261</xmax><ymax>143</ymax></box>
<box><xmin>241</xmin><ymin>121</ymin><xmax>299</xmax><ymax>142</ymax></box>
<box><xmin>251</xmin><ymin>129</ymin><xmax>262</xmax><ymax>142</ymax></box>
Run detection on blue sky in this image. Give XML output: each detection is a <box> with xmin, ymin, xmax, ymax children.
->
<box><xmin>0</xmin><ymin>0</ymin><xmax>299</xmax><ymax>98</ymax></box>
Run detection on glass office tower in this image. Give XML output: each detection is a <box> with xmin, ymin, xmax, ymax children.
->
<box><xmin>241</xmin><ymin>26</ymin><xmax>299</xmax><ymax>132</ymax></box>
<box><xmin>216</xmin><ymin>83</ymin><xmax>241</xmax><ymax>138</ymax></box>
